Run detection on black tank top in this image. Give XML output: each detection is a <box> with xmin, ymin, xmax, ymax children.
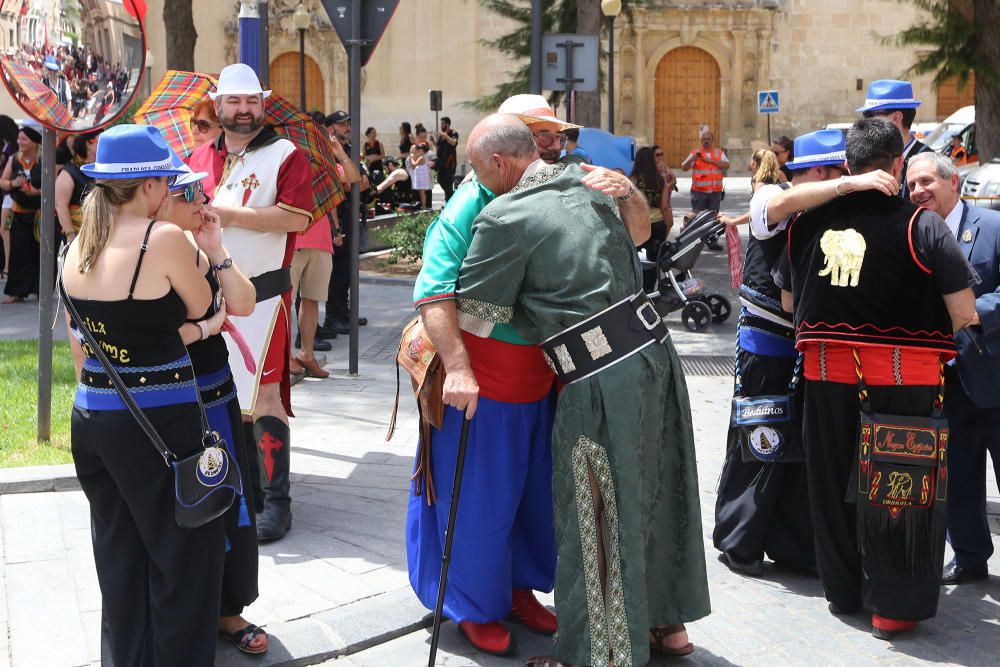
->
<box><xmin>740</xmin><ymin>182</ymin><xmax>792</xmax><ymax>321</ymax></box>
<box><xmin>62</xmin><ymin>162</ymin><xmax>94</xmax><ymax>207</ymax></box>
<box><xmin>10</xmin><ymin>155</ymin><xmax>41</xmax><ymax>210</ymax></box>
<box><xmin>187</xmin><ymin>252</ymin><xmax>229</xmax><ymax>375</ymax></box>
<box><xmin>71</xmin><ymin>221</ymin><xmax>195</xmax><ymax>409</ymax></box>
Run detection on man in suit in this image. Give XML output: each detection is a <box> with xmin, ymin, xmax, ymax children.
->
<box><xmin>858</xmin><ymin>79</ymin><xmax>934</xmax><ymax>200</ymax></box>
<box><xmin>907</xmin><ymin>151</ymin><xmax>1000</xmax><ymax>584</ymax></box>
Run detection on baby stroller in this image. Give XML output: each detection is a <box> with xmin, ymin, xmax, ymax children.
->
<box><xmin>644</xmin><ymin>210</ymin><xmax>732</xmax><ymax>332</ymax></box>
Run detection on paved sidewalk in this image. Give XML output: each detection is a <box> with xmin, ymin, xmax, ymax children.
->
<box><xmin>1</xmin><ymin>180</ymin><xmax>998</xmax><ymax>666</ymax></box>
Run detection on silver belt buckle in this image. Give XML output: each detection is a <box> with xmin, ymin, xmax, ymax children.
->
<box><xmin>635</xmin><ymin>299</ymin><xmax>661</xmax><ymax>331</ymax></box>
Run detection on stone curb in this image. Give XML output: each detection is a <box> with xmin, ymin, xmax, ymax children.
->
<box><xmin>359</xmin><ymin>273</ymin><xmax>414</xmax><ymax>287</ymax></box>
<box><xmin>0</xmin><ymin>463</ymin><xmax>79</xmax><ymax>495</ymax></box>
<box><xmin>215</xmin><ymin>588</ymin><xmax>431</xmax><ymax>667</ymax></box>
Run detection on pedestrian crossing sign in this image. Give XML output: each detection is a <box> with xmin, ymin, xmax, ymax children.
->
<box><xmin>758</xmin><ymin>91</ymin><xmax>780</xmax><ymax>114</ymax></box>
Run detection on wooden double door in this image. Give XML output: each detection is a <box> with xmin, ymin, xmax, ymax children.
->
<box><xmin>654</xmin><ymin>47</ymin><xmax>721</xmax><ymax>168</ymax></box>
<box><xmin>269</xmin><ymin>52</ymin><xmax>325</xmax><ymax>113</ymax></box>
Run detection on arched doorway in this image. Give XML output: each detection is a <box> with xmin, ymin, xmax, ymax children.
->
<box><xmin>269</xmin><ymin>52</ymin><xmax>324</xmax><ymax>113</ymax></box>
<box><xmin>654</xmin><ymin>47</ymin><xmax>721</xmax><ymax>167</ymax></box>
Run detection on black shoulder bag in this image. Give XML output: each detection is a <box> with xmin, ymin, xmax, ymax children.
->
<box><xmin>60</xmin><ymin>276</ymin><xmax>241</xmax><ymax>528</ymax></box>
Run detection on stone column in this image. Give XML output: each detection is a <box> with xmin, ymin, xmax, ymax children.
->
<box><xmin>729</xmin><ymin>29</ymin><xmax>745</xmax><ymax>147</ymax></box>
<box><xmin>633</xmin><ymin>25</ymin><xmax>647</xmax><ymax>142</ymax></box>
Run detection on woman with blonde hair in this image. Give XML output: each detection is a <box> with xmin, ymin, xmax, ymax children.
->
<box><xmin>155</xmin><ymin>166</ymin><xmax>269</xmax><ymax>655</ymax></box>
<box><xmin>62</xmin><ymin>125</ymin><xmax>228</xmax><ymax>665</ymax></box>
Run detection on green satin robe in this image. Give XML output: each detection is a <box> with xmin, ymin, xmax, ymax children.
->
<box><xmin>456</xmin><ymin>161</ymin><xmax>711</xmax><ymax>666</ymax></box>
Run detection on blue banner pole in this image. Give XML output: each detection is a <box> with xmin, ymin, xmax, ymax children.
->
<box><xmin>238</xmin><ymin>1</ymin><xmax>261</xmax><ymax>73</ymax></box>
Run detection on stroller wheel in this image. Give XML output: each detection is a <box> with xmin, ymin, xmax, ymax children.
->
<box><xmin>681</xmin><ymin>301</ymin><xmax>713</xmax><ymax>332</ymax></box>
<box><xmin>706</xmin><ymin>294</ymin><xmax>732</xmax><ymax>323</ymax></box>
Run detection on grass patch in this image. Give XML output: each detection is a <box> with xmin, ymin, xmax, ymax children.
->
<box><xmin>0</xmin><ymin>340</ymin><xmax>75</xmax><ymax>467</ymax></box>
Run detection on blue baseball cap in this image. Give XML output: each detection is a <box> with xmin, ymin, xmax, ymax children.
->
<box><xmin>81</xmin><ymin>125</ymin><xmax>190</xmax><ymax>180</ymax></box>
<box><xmin>856</xmin><ymin>79</ymin><xmax>922</xmax><ymax>113</ymax></box>
<box><xmin>785</xmin><ymin>130</ymin><xmax>846</xmax><ymax>170</ymax></box>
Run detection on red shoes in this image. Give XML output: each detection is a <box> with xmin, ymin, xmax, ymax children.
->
<box><xmin>456</xmin><ymin>591</ymin><xmax>557</xmax><ymax>654</ymax></box>
<box><xmin>510</xmin><ymin>588</ymin><xmax>559</xmax><ymax>635</ymax></box>
<box><xmin>871</xmin><ymin>614</ymin><xmax>917</xmax><ymax>640</ymax></box>
<box><xmin>458</xmin><ymin>620</ymin><xmax>512</xmax><ymax>655</ymax></box>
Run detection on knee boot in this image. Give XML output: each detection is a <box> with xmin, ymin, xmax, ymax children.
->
<box><xmin>254</xmin><ymin>416</ymin><xmax>292</xmax><ymax>541</ymax></box>
<box><xmin>243</xmin><ymin>420</ymin><xmax>264</xmax><ymax>513</ymax></box>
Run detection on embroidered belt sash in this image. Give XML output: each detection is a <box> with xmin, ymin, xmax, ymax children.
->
<box><xmin>540</xmin><ymin>292</ymin><xmax>669</xmax><ymax>386</ymax></box>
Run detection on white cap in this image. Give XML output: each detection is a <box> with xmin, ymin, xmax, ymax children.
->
<box><xmin>209</xmin><ymin>63</ymin><xmax>271</xmax><ymax>100</ymax></box>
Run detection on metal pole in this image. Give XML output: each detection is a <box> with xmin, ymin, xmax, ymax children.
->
<box><xmin>258</xmin><ymin>1</ymin><xmax>270</xmax><ymax>85</ymax></box>
<box><xmin>607</xmin><ymin>16</ymin><xmax>615</xmax><ymax>133</ymax></box>
<box><xmin>298</xmin><ymin>28</ymin><xmax>306</xmax><ymax>110</ymax></box>
<box><xmin>348</xmin><ymin>0</ymin><xmax>362</xmax><ymax>375</ymax></box>
<box><xmin>36</xmin><ymin>128</ymin><xmax>57</xmax><ymax>442</ymax></box>
<box><xmin>564</xmin><ymin>42</ymin><xmax>575</xmax><ymax>123</ymax></box>
<box><xmin>529</xmin><ymin>0</ymin><xmax>542</xmax><ymax>94</ymax></box>
<box><xmin>767</xmin><ymin>114</ymin><xmax>772</xmax><ymax>146</ymax></box>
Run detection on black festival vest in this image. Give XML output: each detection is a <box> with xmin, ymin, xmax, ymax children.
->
<box><xmin>740</xmin><ymin>182</ymin><xmax>792</xmax><ymax>320</ymax></box>
<box><xmin>789</xmin><ymin>191</ymin><xmax>953</xmax><ymax>353</ymax></box>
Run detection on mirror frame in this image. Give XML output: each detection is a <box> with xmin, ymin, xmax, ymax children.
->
<box><xmin>0</xmin><ymin>0</ymin><xmax>147</xmax><ymax>133</ymax></box>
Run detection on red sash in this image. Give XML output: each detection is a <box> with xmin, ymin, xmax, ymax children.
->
<box><xmin>461</xmin><ymin>332</ymin><xmax>555</xmax><ymax>403</ymax></box>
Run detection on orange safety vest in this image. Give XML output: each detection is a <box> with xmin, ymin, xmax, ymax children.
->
<box><xmin>691</xmin><ymin>148</ymin><xmax>725</xmax><ymax>193</ymax></box>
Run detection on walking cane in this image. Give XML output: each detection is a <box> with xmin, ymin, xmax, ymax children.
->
<box><xmin>427</xmin><ymin>409</ymin><xmax>472</xmax><ymax>666</ymax></box>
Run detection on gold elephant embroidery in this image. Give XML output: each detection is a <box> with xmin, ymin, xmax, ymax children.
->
<box><xmin>818</xmin><ymin>228</ymin><xmax>867</xmax><ymax>287</ymax></box>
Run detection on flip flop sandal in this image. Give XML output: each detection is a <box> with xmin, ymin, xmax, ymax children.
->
<box><xmin>219</xmin><ymin>624</ymin><xmax>268</xmax><ymax>655</ymax></box>
<box><xmin>649</xmin><ymin>625</ymin><xmax>695</xmax><ymax>657</ymax></box>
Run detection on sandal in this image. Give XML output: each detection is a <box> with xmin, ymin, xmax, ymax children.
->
<box><xmin>219</xmin><ymin>623</ymin><xmax>269</xmax><ymax>655</ymax></box>
<box><xmin>524</xmin><ymin>657</ymin><xmax>575</xmax><ymax>667</ymax></box>
<box><xmin>649</xmin><ymin>624</ymin><xmax>695</xmax><ymax>657</ymax></box>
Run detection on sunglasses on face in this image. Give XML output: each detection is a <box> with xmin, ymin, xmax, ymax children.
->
<box><xmin>654</xmin><ymin>152</ymin><xmax>664</xmax><ymax>157</ymax></box>
<box><xmin>190</xmin><ymin>119</ymin><xmax>219</xmax><ymax>133</ymax></box>
<box><xmin>532</xmin><ymin>130</ymin><xmax>567</xmax><ymax>147</ymax></box>
<box><xmin>172</xmin><ymin>180</ymin><xmax>204</xmax><ymax>203</ymax></box>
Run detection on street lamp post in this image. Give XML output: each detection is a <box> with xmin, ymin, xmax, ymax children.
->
<box><xmin>292</xmin><ymin>2</ymin><xmax>310</xmax><ymax>111</ymax></box>
<box><xmin>144</xmin><ymin>48</ymin><xmax>154</xmax><ymax>99</ymax></box>
<box><xmin>601</xmin><ymin>0</ymin><xmax>621</xmax><ymax>133</ymax></box>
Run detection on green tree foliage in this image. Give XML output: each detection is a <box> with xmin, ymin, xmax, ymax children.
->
<box><xmin>883</xmin><ymin>0</ymin><xmax>1000</xmax><ymax>160</ymax></box>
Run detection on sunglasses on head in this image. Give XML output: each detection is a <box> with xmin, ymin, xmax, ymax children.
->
<box><xmin>190</xmin><ymin>119</ymin><xmax>219</xmax><ymax>132</ymax></box>
<box><xmin>172</xmin><ymin>180</ymin><xmax>204</xmax><ymax>203</ymax></box>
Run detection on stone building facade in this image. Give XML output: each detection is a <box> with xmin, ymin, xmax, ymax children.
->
<box><xmin>0</xmin><ymin>1</ymin><xmax>964</xmax><ymax>171</ymax></box>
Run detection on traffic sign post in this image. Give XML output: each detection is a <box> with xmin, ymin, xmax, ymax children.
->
<box><xmin>322</xmin><ymin>0</ymin><xmax>399</xmax><ymax>374</ymax></box>
<box><xmin>542</xmin><ymin>34</ymin><xmax>598</xmax><ymax>124</ymax></box>
<box><xmin>758</xmin><ymin>90</ymin><xmax>779</xmax><ymax>144</ymax></box>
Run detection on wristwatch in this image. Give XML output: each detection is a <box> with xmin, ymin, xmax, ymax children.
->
<box><xmin>212</xmin><ymin>257</ymin><xmax>233</xmax><ymax>272</ymax></box>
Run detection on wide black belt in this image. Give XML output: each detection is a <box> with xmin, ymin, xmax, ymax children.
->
<box><xmin>540</xmin><ymin>292</ymin><xmax>670</xmax><ymax>385</ymax></box>
<box><xmin>251</xmin><ymin>267</ymin><xmax>292</xmax><ymax>302</ymax></box>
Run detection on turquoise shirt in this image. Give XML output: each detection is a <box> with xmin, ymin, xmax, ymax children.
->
<box><xmin>413</xmin><ymin>178</ymin><xmax>529</xmax><ymax>345</ymax></box>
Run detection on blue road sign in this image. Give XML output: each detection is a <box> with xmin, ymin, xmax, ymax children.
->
<box><xmin>758</xmin><ymin>90</ymin><xmax>780</xmax><ymax>114</ymax></box>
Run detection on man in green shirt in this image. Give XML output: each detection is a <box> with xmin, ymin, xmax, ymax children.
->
<box><xmin>456</xmin><ymin>114</ymin><xmax>710</xmax><ymax>666</ymax></box>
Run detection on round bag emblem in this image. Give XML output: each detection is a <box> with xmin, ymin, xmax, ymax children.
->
<box><xmin>196</xmin><ymin>447</ymin><xmax>229</xmax><ymax>487</ymax></box>
<box><xmin>748</xmin><ymin>425</ymin><xmax>783</xmax><ymax>462</ymax></box>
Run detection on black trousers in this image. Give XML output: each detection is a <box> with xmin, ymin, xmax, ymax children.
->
<box><xmin>714</xmin><ymin>350</ymin><xmax>814</xmax><ymax>568</ymax></box>
<box><xmin>73</xmin><ymin>403</ymin><xmax>225</xmax><ymax>667</ymax></box>
<box><xmin>325</xmin><ymin>236</ymin><xmax>351</xmax><ymax>324</ymax></box>
<box><xmin>4</xmin><ymin>211</ymin><xmax>38</xmax><ymax>297</ymax></box>
<box><xmin>944</xmin><ymin>378</ymin><xmax>1000</xmax><ymax>570</ymax></box>
<box><xmin>217</xmin><ymin>395</ymin><xmax>259</xmax><ymax>616</ymax></box>
<box><xmin>438</xmin><ymin>168</ymin><xmax>456</xmax><ymax>202</ymax></box>
<box><xmin>802</xmin><ymin>380</ymin><xmax>945</xmax><ymax>620</ymax></box>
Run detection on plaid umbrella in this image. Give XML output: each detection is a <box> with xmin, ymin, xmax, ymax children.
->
<box><xmin>134</xmin><ymin>70</ymin><xmax>344</xmax><ymax>220</ymax></box>
<box><xmin>1</xmin><ymin>58</ymin><xmax>74</xmax><ymax>128</ymax></box>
